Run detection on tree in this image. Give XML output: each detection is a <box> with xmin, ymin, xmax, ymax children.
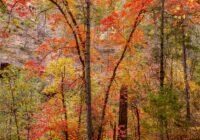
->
<box><xmin>0</xmin><ymin>65</ymin><xmax>43</xmax><ymax>140</ymax></box>
<box><xmin>181</xmin><ymin>24</ymin><xmax>191</xmax><ymax>121</ymax></box>
<box><xmin>85</xmin><ymin>0</ymin><xmax>93</xmax><ymax>139</ymax></box>
<box><xmin>97</xmin><ymin>0</ymin><xmax>153</xmax><ymax>139</ymax></box>
<box><xmin>30</xmin><ymin>58</ymin><xmax>79</xmax><ymax>140</ymax></box>
<box><xmin>117</xmin><ymin>85</ymin><xmax>128</xmax><ymax>140</ymax></box>
<box><xmin>160</xmin><ymin>0</ymin><xmax>165</xmax><ymax>89</ymax></box>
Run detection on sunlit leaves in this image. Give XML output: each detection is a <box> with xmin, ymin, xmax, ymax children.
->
<box><xmin>42</xmin><ymin>57</ymin><xmax>77</xmax><ymax>95</ymax></box>
<box><xmin>45</xmin><ymin>57</ymin><xmax>75</xmax><ymax>78</ymax></box>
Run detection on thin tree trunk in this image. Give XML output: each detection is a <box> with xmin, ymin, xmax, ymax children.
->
<box><xmin>159</xmin><ymin>120</ymin><xmax>164</xmax><ymax>140</ymax></box>
<box><xmin>9</xmin><ymin>79</ymin><xmax>20</xmax><ymax>140</ymax></box>
<box><xmin>77</xmin><ymin>90</ymin><xmax>83</xmax><ymax>139</ymax></box>
<box><xmin>160</xmin><ymin>0</ymin><xmax>165</xmax><ymax>88</ymax></box>
<box><xmin>170</xmin><ymin>57</ymin><xmax>174</xmax><ymax>89</ymax></box>
<box><xmin>85</xmin><ymin>0</ymin><xmax>93</xmax><ymax>139</ymax></box>
<box><xmin>134</xmin><ymin>106</ymin><xmax>141</xmax><ymax>140</ymax></box>
<box><xmin>25</xmin><ymin>106</ymin><xmax>31</xmax><ymax>140</ymax></box>
<box><xmin>9</xmin><ymin>115</ymin><xmax>12</xmax><ymax>140</ymax></box>
<box><xmin>181</xmin><ymin>26</ymin><xmax>191</xmax><ymax>121</ymax></box>
<box><xmin>26</xmin><ymin>121</ymin><xmax>30</xmax><ymax>140</ymax></box>
<box><xmin>14</xmin><ymin>114</ymin><xmax>20</xmax><ymax>140</ymax></box>
<box><xmin>117</xmin><ymin>85</ymin><xmax>128</xmax><ymax>140</ymax></box>
<box><xmin>165</xmin><ymin>122</ymin><xmax>170</xmax><ymax>140</ymax></box>
<box><xmin>113</xmin><ymin>122</ymin><xmax>117</xmax><ymax>140</ymax></box>
<box><xmin>61</xmin><ymin>67</ymin><xmax>68</xmax><ymax>140</ymax></box>
<box><xmin>160</xmin><ymin>0</ymin><xmax>165</xmax><ymax>139</ymax></box>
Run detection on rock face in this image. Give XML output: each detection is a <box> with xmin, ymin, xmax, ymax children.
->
<box><xmin>0</xmin><ymin>6</ymin><xmax>50</xmax><ymax>66</ymax></box>
<box><xmin>0</xmin><ymin>5</ymin><xmax>68</xmax><ymax>67</ymax></box>
<box><xmin>0</xmin><ymin>33</ymin><xmax>35</xmax><ymax>66</ymax></box>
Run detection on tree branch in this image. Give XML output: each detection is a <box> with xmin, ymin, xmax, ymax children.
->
<box><xmin>97</xmin><ymin>9</ymin><xmax>145</xmax><ymax>140</ymax></box>
<box><xmin>48</xmin><ymin>0</ymin><xmax>85</xmax><ymax>69</ymax></box>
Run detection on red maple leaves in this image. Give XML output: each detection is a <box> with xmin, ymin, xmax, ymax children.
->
<box><xmin>24</xmin><ymin>60</ymin><xmax>45</xmax><ymax>75</ymax></box>
<box><xmin>30</xmin><ymin>99</ymin><xmax>67</xmax><ymax>140</ymax></box>
<box><xmin>100</xmin><ymin>0</ymin><xmax>153</xmax><ymax>31</ymax></box>
<box><xmin>4</xmin><ymin>0</ymin><xmax>33</xmax><ymax>17</ymax></box>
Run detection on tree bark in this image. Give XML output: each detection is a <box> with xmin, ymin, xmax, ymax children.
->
<box><xmin>117</xmin><ymin>85</ymin><xmax>128</xmax><ymax>140</ymax></box>
<box><xmin>134</xmin><ymin>106</ymin><xmax>141</xmax><ymax>140</ymax></box>
<box><xmin>160</xmin><ymin>0</ymin><xmax>165</xmax><ymax>88</ymax></box>
<box><xmin>85</xmin><ymin>0</ymin><xmax>93</xmax><ymax>139</ymax></box>
<box><xmin>170</xmin><ymin>56</ymin><xmax>174</xmax><ymax>89</ymax></box>
<box><xmin>113</xmin><ymin>122</ymin><xmax>117</xmax><ymax>140</ymax></box>
<box><xmin>181</xmin><ymin>25</ymin><xmax>191</xmax><ymax>121</ymax></box>
<box><xmin>61</xmin><ymin>67</ymin><xmax>69</xmax><ymax>140</ymax></box>
<box><xmin>159</xmin><ymin>0</ymin><xmax>165</xmax><ymax>139</ymax></box>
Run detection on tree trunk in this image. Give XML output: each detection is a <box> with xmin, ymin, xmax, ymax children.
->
<box><xmin>61</xmin><ymin>67</ymin><xmax>68</xmax><ymax>140</ymax></box>
<box><xmin>26</xmin><ymin>121</ymin><xmax>30</xmax><ymax>140</ymax></box>
<box><xmin>9</xmin><ymin>79</ymin><xmax>20</xmax><ymax>140</ymax></box>
<box><xmin>9</xmin><ymin>115</ymin><xmax>12</xmax><ymax>140</ymax></box>
<box><xmin>85</xmin><ymin>0</ymin><xmax>93</xmax><ymax>139</ymax></box>
<box><xmin>134</xmin><ymin>106</ymin><xmax>141</xmax><ymax>140</ymax></box>
<box><xmin>165</xmin><ymin>122</ymin><xmax>170</xmax><ymax>140</ymax></box>
<box><xmin>170</xmin><ymin>57</ymin><xmax>174</xmax><ymax>89</ymax></box>
<box><xmin>25</xmin><ymin>106</ymin><xmax>31</xmax><ymax>140</ymax></box>
<box><xmin>181</xmin><ymin>26</ymin><xmax>191</xmax><ymax>121</ymax></box>
<box><xmin>159</xmin><ymin>120</ymin><xmax>164</xmax><ymax>140</ymax></box>
<box><xmin>113</xmin><ymin>122</ymin><xmax>117</xmax><ymax>140</ymax></box>
<box><xmin>160</xmin><ymin>0</ymin><xmax>165</xmax><ymax>88</ymax></box>
<box><xmin>160</xmin><ymin>0</ymin><xmax>165</xmax><ymax>139</ymax></box>
<box><xmin>117</xmin><ymin>85</ymin><xmax>128</xmax><ymax>140</ymax></box>
<box><xmin>77</xmin><ymin>91</ymin><xmax>83</xmax><ymax>139</ymax></box>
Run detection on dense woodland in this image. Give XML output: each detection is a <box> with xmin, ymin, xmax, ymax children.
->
<box><xmin>0</xmin><ymin>0</ymin><xmax>200</xmax><ymax>140</ymax></box>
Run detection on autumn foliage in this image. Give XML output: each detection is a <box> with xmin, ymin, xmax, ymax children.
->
<box><xmin>0</xmin><ymin>0</ymin><xmax>200</xmax><ymax>140</ymax></box>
